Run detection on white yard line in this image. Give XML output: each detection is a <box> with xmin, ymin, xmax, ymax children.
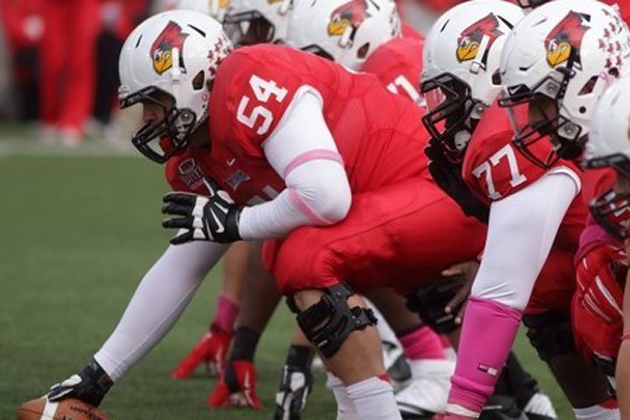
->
<box><xmin>0</xmin><ymin>138</ymin><xmax>138</xmax><ymax>157</ymax></box>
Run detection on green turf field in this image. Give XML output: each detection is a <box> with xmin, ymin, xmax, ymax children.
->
<box><xmin>0</xmin><ymin>135</ymin><xmax>573</xmax><ymax>419</ymax></box>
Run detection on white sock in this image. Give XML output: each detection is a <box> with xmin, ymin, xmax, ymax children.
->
<box><xmin>346</xmin><ymin>376</ymin><xmax>402</xmax><ymax>420</ymax></box>
<box><xmin>573</xmin><ymin>404</ymin><xmax>620</xmax><ymax>420</ymax></box>
<box><xmin>327</xmin><ymin>373</ymin><xmax>359</xmax><ymax>420</ymax></box>
<box><xmin>444</xmin><ymin>346</ymin><xmax>458</xmax><ymax>362</ymax></box>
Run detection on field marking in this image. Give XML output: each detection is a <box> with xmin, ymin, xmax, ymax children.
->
<box><xmin>0</xmin><ymin>138</ymin><xmax>139</xmax><ymax>158</ymax></box>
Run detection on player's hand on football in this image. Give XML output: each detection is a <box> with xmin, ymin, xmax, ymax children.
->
<box><xmin>162</xmin><ymin>180</ymin><xmax>242</xmax><ymax>244</ymax></box>
<box><xmin>47</xmin><ymin>360</ymin><xmax>113</xmax><ymax>408</ymax></box>
<box><xmin>274</xmin><ymin>365</ymin><xmax>314</xmax><ymax>420</ymax></box>
<box><xmin>442</xmin><ymin>260</ymin><xmax>480</xmax><ymax>325</ymax></box>
<box><xmin>425</xmin><ymin>138</ymin><xmax>489</xmax><ymax>224</ymax></box>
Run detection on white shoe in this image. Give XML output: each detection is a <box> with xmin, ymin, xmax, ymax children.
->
<box><xmin>60</xmin><ymin>129</ymin><xmax>82</xmax><ymax>148</ymax></box>
<box><xmin>40</xmin><ymin>125</ymin><xmax>58</xmax><ymax>145</ymax></box>
<box><xmin>395</xmin><ymin>359</ymin><xmax>455</xmax><ymax>417</ymax></box>
<box><xmin>523</xmin><ymin>392</ymin><xmax>558</xmax><ymax>420</ymax></box>
<box><xmin>383</xmin><ymin>340</ymin><xmax>404</xmax><ymax>372</ymax></box>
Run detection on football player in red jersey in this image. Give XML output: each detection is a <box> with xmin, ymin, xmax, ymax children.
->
<box><xmin>582</xmin><ymin>75</ymin><xmax>630</xmax><ymax>418</ymax></box>
<box><xmin>39</xmin><ymin>0</ymin><xmax>100</xmax><ymax>146</ymax></box>
<box><xmin>168</xmin><ymin>0</ymin><xmax>296</xmax><ymax>389</ymax></box>
<box><xmin>287</xmin><ymin>0</ymin><xmax>425</xmax><ymax>107</ymax></box>
<box><xmin>44</xmin><ymin>9</ymin><xmax>488</xmax><ymax>419</ymax></box>
<box><xmin>515</xmin><ymin>0</ymin><xmax>630</xmax><ymax>405</ymax></box>
<box><xmin>420</xmin><ymin>0</ymin><xmax>630</xmax><ymax>419</ymax></box>
<box><xmin>283</xmin><ymin>1</ymin><xmax>458</xmax><ymax>417</ymax></box>
<box><xmin>286</xmin><ymin>2</ymin><xmax>556</xmax><ymax>419</ymax></box>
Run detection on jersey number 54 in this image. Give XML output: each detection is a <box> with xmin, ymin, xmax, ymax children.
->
<box><xmin>236</xmin><ymin>75</ymin><xmax>288</xmax><ymax>135</ymax></box>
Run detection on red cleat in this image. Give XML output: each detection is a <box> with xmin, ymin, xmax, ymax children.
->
<box><xmin>207</xmin><ymin>360</ymin><xmax>262</xmax><ymax>409</ymax></box>
<box><xmin>170</xmin><ymin>324</ymin><xmax>233</xmax><ymax>379</ymax></box>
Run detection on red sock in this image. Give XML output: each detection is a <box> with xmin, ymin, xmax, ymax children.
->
<box><xmin>213</xmin><ymin>293</ymin><xmax>240</xmax><ymax>332</ymax></box>
<box><xmin>400</xmin><ymin>326</ymin><xmax>446</xmax><ymax>360</ymax></box>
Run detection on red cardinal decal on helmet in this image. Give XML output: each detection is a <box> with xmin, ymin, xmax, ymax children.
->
<box><xmin>545</xmin><ymin>11</ymin><xmax>590</xmax><ymax>68</ymax></box>
<box><xmin>456</xmin><ymin>13</ymin><xmax>503</xmax><ymax>63</ymax></box>
<box><xmin>328</xmin><ymin>0</ymin><xmax>368</xmax><ymax>36</ymax></box>
<box><xmin>151</xmin><ymin>21</ymin><xmax>190</xmax><ymax>75</ymax></box>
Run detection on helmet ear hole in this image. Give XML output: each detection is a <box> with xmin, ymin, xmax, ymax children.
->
<box><xmin>491</xmin><ymin>70</ymin><xmax>501</xmax><ymax>86</ymax></box>
<box><xmin>192</xmin><ymin>70</ymin><xmax>206</xmax><ymax>91</ymax></box>
<box><xmin>357</xmin><ymin>42</ymin><xmax>370</xmax><ymax>59</ymax></box>
<box><xmin>578</xmin><ymin>75</ymin><xmax>598</xmax><ymax>96</ymax></box>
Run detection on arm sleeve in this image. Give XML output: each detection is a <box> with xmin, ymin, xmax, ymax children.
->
<box><xmin>237</xmin><ymin>88</ymin><xmax>352</xmax><ymax>240</ymax></box>
<box><xmin>470</xmin><ymin>171</ymin><xmax>579</xmax><ymax>311</ymax></box>
<box><xmin>93</xmin><ymin>241</ymin><xmax>228</xmax><ymax>381</ymax></box>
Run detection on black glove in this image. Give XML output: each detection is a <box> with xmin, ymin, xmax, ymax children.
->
<box><xmin>425</xmin><ymin>138</ymin><xmax>489</xmax><ymax>224</ymax></box>
<box><xmin>406</xmin><ymin>273</ymin><xmax>467</xmax><ymax>334</ymax></box>
<box><xmin>274</xmin><ymin>365</ymin><xmax>314</xmax><ymax>420</ymax></box>
<box><xmin>162</xmin><ymin>179</ymin><xmax>242</xmax><ymax>244</ymax></box>
<box><xmin>47</xmin><ymin>359</ymin><xmax>113</xmax><ymax>407</ymax></box>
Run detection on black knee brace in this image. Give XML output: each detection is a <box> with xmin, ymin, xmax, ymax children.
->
<box><xmin>406</xmin><ymin>274</ymin><xmax>466</xmax><ymax>334</ymax></box>
<box><xmin>522</xmin><ymin>311</ymin><xmax>576</xmax><ymax>362</ymax></box>
<box><xmin>287</xmin><ymin>283</ymin><xmax>377</xmax><ymax>358</ymax></box>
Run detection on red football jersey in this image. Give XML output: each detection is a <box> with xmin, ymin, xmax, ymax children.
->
<box><xmin>361</xmin><ymin>36</ymin><xmax>424</xmax><ymax>104</ymax></box>
<box><xmin>462</xmin><ymin>104</ymin><xmax>588</xmax><ymax>251</ymax></box>
<box><xmin>581</xmin><ymin>168</ymin><xmax>615</xmax><ymax>205</ymax></box>
<box><xmin>166</xmin><ymin>44</ymin><xmax>430</xmax><ymax>206</ymax></box>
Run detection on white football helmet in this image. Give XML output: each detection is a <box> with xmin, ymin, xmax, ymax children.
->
<box><xmin>584</xmin><ymin>76</ymin><xmax>630</xmax><ymax>238</ymax></box>
<box><xmin>499</xmin><ymin>0</ymin><xmax>630</xmax><ymax>168</ymax></box>
<box><xmin>516</xmin><ymin>0</ymin><xmax>552</xmax><ymax>9</ymax></box>
<box><xmin>177</xmin><ymin>0</ymin><xmax>232</xmax><ymax>22</ymax></box>
<box><xmin>118</xmin><ymin>10</ymin><xmax>232</xmax><ymax>163</ymax></box>
<box><xmin>223</xmin><ymin>0</ymin><xmax>293</xmax><ymax>46</ymax></box>
<box><xmin>420</xmin><ymin>0</ymin><xmax>524</xmax><ymax>161</ymax></box>
<box><xmin>286</xmin><ymin>0</ymin><xmax>402</xmax><ymax>71</ymax></box>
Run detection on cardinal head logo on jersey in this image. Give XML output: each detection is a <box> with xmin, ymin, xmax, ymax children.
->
<box><xmin>456</xmin><ymin>13</ymin><xmax>503</xmax><ymax>63</ymax></box>
<box><xmin>328</xmin><ymin>0</ymin><xmax>368</xmax><ymax>36</ymax></box>
<box><xmin>151</xmin><ymin>21</ymin><xmax>190</xmax><ymax>75</ymax></box>
<box><xmin>545</xmin><ymin>11</ymin><xmax>590</xmax><ymax>68</ymax></box>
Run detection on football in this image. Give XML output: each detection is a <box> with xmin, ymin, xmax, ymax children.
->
<box><xmin>17</xmin><ymin>398</ymin><xmax>108</xmax><ymax>420</ymax></box>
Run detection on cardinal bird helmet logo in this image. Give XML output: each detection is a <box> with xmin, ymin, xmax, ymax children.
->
<box><xmin>328</xmin><ymin>0</ymin><xmax>368</xmax><ymax>36</ymax></box>
<box><xmin>545</xmin><ymin>11</ymin><xmax>590</xmax><ymax>68</ymax></box>
<box><xmin>151</xmin><ymin>21</ymin><xmax>190</xmax><ymax>75</ymax></box>
<box><xmin>456</xmin><ymin>13</ymin><xmax>503</xmax><ymax>63</ymax></box>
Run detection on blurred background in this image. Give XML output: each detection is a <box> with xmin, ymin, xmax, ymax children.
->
<box><xmin>0</xmin><ymin>1</ymin><xmax>572</xmax><ymax>419</ymax></box>
<box><xmin>0</xmin><ymin>0</ymin><xmax>459</xmax><ymax>149</ymax></box>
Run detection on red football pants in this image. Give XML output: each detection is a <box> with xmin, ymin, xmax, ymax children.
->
<box><xmin>526</xmin><ymin>249</ymin><xmax>576</xmax><ymax>315</ymax></box>
<box><xmin>264</xmin><ymin>177</ymin><xmax>487</xmax><ymax>295</ymax></box>
<box><xmin>40</xmin><ymin>0</ymin><xmax>99</xmax><ymax>133</ymax></box>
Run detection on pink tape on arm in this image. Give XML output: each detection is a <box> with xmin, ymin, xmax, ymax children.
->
<box><xmin>448</xmin><ymin>297</ymin><xmax>522</xmax><ymax>415</ymax></box>
<box><xmin>283</xmin><ymin>149</ymin><xmax>344</xmax><ymax>178</ymax></box>
<box><xmin>288</xmin><ymin>187</ymin><xmax>332</xmax><ymax>225</ymax></box>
